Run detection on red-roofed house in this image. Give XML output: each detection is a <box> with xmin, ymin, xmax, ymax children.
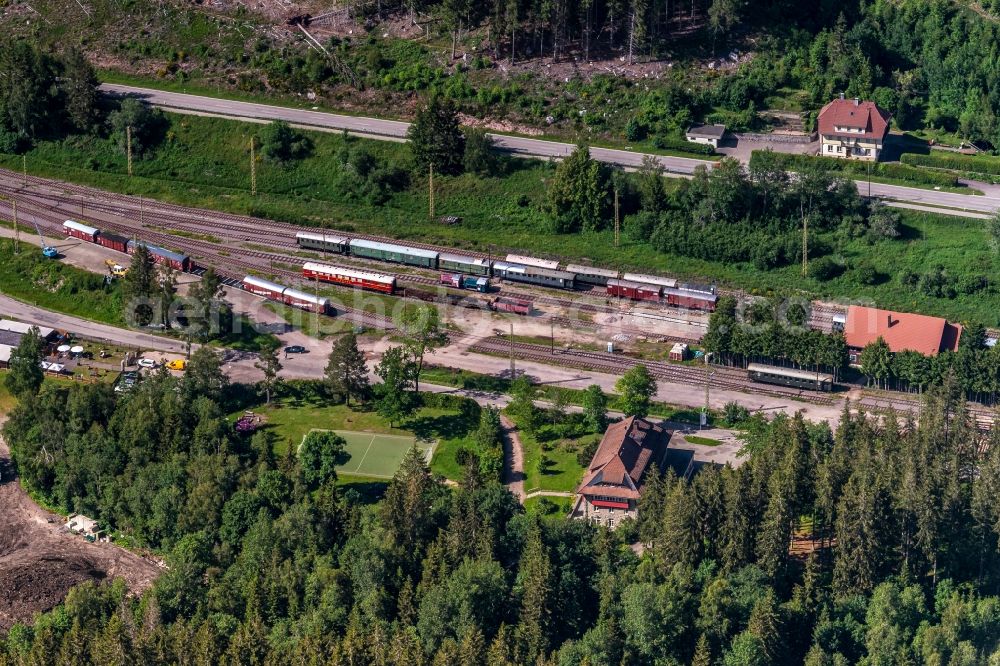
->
<box><xmin>572</xmin><ymin>416</ymin><xmax>671</xmax><ymax>528</ymax></box>
<box><xmin>818</xmin><ymin>96</ymin><xmax>892</xmax><ymax>161</ymax></box>
<box><xmin>844</xmin><ymin>305</ymin><xmax>962</xmax><ymax>364</ymax></box>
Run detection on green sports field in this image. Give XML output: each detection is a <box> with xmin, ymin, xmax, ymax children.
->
<box><xmin>304</xmin><ymin>429</ymin><xmax>434</xmax><ymax>479</ymax></box>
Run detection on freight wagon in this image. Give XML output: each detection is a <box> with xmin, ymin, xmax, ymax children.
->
<box><xmin>440</xmin><ymin>273</ymin><xmax>489</xmax><ymax>292</ymax></box>
<box><xmin>664</xmin><ymin>287</ymin><xmax>718</xmax><ymax>312</ymax></box>
<box><xmin>607</xmin><ymin>279</ymin><xmax>660</xmax><ymax>302</ymax></box>
<box><xmin>493</xmin><ymin>262</ymin><xmax>575</xmax><ymax>290</ymax></box>
<box><xmin>747</xmin><ymin>363</ymin><xmax>834</xmax><ymax>392</ymax></box>
<box><xmin>296</xmin><ymin>231</ymin><xmax>350</xmax><ymax>255</ymax></box>
<box><xmin>491</xmin><ymin>296</ymin><xmax>532</xmax><ymax>315</ymax></box>
<box><xmin>439</xmin><ymin>252</ymin><xmax>491</xmax><ymax>277</ymax></box>
<box><xmin>302</xmin><ymin>262</ymin><xmax>396</xmax><ymax>294</ymax></box>
<box><xmin>63</xmin><ymin>220</ymin><xmax>98</xmax><ymax>242</ymax></box>
<box><xmin>96</xmin><ymin>231</ymin><xmax>129</xmax><ymax>254</ymax></box>
<box><xmin>566</xmin><ymin>264</ymin><xmax>620</xmax><ymax>286</ymax></box>
<box><xmin>349</xmin><ymin>238</ymin><xmax>438</xmax><ymax>268</ymax></box>
<box><xmin>126</xmin><ymin>241</ymin><xmax>191</xmax><ymax>271</ymax></box>
<box><xmin>282</xmin><ymin>287</ymin><xmax>330</xmax><ymax>314</ymax></box>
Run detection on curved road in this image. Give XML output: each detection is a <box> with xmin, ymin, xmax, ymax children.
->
<box><xmin>101</xmin><ymin>83</ymin><xmax>1000</xmax><ymax>216</ymax></box>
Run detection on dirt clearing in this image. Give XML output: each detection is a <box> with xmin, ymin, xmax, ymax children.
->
<box><xmin>0</xmin><ymin>421</ymin><xmax>162</xmax><ymax>632</ymax></box>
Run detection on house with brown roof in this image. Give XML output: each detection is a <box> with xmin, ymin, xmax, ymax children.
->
<box><xmin>572</xmin><ymin>416</ymin><xmax>671</xmax><ymax>528</ymax></box>
<box><xmin>844</xmin><ymin>305</ymin><xmax>962</xmax><ymax>364</ymax></box>
<box><xmin>818</xmin><ymin>95</ymin><xmax>891</xmax><ymax>161</ymax></box>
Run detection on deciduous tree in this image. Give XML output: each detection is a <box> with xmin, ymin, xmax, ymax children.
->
<box><xmin>615</xmin><ymin>364</ymin><xmax>657</xmax><ymax>418</ymax></box>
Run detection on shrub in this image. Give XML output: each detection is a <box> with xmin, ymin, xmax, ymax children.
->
<box><xmin>260</xmin><ymin>120</ymin><xmax>313</xmax><ymax>163</ymax></box>
<box><xmin>651</xmin><ymin>134</ymin><xmax>715</xmax><ymax>155</ymax></box>
<box><xmin>901</xmin><ymin>151</ymin><xmax>1000</xmax><ymax>177</ymax></box>
<box><xmin>755</xmin><ymin>152</ymin><xmax>957</xmax><ymax>187</ymax></box>
<box><xmin>809</xmin><ymin>256</ymin><xmax>843</xmax><ymax>281</ymax></box>
<box><xmin>723</xmin><ymin>401</ymin><xmax>750</xmax><ymax>425</ymax></box>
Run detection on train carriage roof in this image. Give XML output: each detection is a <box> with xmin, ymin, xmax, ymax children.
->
<box><xmin>506</xmin><ymin>254</ymin><xmax>560</xmax><ymax>270</ymax></box>
<box><xmin>623</xmin><ymin>273</ymin><xmax>677</xmax><ymax>288</ymax></box>
<box><xmin>565</xmin><ymin>264</ymin><xmax>619</xmax><ymax>279</ymax></box>
<box><xmin>747</xmin><ymin>363</ymin><xmax>834</xmax><ymax>383</ymax></box>
<box><xmin>243</xmin><ymin>275</ymin><xmax>287</xmax><ymax>294</ymax></box>
<box><xmin>663</xmin><ymin>287</ymin><xmax>718</xmax><ymax>302</ymax></box>
<box><xmin>439</xmin><ymin>252</ymin><xmax>490</xmax><ymax>267</ymax></box>
<box><xmin>282</xmin><ymin>287</ymin><xmax>329</xmax><ymax>306</ymax></box>
<box><xmin>63</xmin><ymin>220</ymin><xmax>99</xmax><ymax>236</ymax></box>
<box><xmin>296</xmin><ymin>231</ymin><xmax>349</xmax><ymax>245</ymax></box>
<box><xmin>349</xmin><ymin>238</ymin><xmax>439</xmax><ymax>260</ymax></box>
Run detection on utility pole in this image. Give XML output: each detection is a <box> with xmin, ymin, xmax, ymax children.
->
<box><xmin>139</xmin><ymin>194</ymin><xmax>144</xmax><ymax>226</ymax></box>
<box><xmin>801</xmin><ymin>200</ymin><xmax>808</xmax><ymax>277</ymax></box>
<box><xmin>12</xmin><ymin>199</ymin><xmax>19</xmax><ymax>254</ymax></box>
<box><xmin>550</xmin><ymin>318</ymin><xmax>554</xmax><ymax>354</ymax></box>
<box><xmin>22</xmin><ymin>155</ymin><xmax>27</xmax><ymax>187</ymax></box>
<box><xmin>702</xmin><ymin>352</ymin><xmax>713</xmax><ymax>429</ymax></box>
<box><xmin>126</xmin><ymin>126</ymin><xmax>133</xmax><ymax>177</ymax></box>
<box><xmin>509</xmin><ymin>321</ymin><xmax>515</xmax><ymax>378</ymax></box>
<box><xmin>428</xmin><ymin>163</ymin><xmax>435</xmax><ymax>219</ymax></box>
<box><xmin>250</xmin><ymin>135</ymin><xmax>257</xmax><ymax>196</ymax></box>
<box><xmin>614</xmin><ymin>188</ymin><xmax>620</xmax><ymax>247</ymax></box>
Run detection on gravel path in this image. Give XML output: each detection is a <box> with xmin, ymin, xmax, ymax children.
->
<box><xmin>500</xmin><ymin>415</ymin><xmax>526</xmax><ymax>502</ymax></box>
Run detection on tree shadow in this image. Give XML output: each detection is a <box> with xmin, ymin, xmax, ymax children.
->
<box><xmin>404</xmin><ymin>412</ymin><xmax>475</xmax><ymax>441</ymax></box>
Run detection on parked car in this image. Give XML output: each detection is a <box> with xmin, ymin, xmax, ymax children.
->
<box><xmin>284</xmin><ymin>345</ymin><xmax>308</xmax><ymax>354</ymax></box>
<box><xmin>137</xmin><ymin>358</ymin><xmax>158</xmax><ymax>369</ymax></box>
<box><xmin>166</xmin><ymin>359</ymin><xmax>187</xmax><ymax>371</ymax></box>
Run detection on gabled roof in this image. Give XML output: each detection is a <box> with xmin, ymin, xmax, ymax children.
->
<box><xmin>817</xmin><ymin>99</ymin><xmax>891</xmax><ymax>140</ymax></box>
<box><xmin>845</xmin><ymin>305</ymin><xmax>962</xmax><ymax>356</ymax></box>
<box><xmin>577</xmin><ymin>417</ymin><xmax>670</xmax><ymax>501</ymax></box>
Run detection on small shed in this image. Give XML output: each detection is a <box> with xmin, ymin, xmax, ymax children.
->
<box><xmin>0</xmin><ymin>345</ymin><xmax>12</xmax><ymax>369</ymax></box>
<box><xmin>685</xmin><ymin>124</ymin><xmax>727</xmax><ymax>149</ymax></box>
<box><xmin>669</xmin><ymin>342</ymin><xmax>689</xmax><ymax>361</ymax></box>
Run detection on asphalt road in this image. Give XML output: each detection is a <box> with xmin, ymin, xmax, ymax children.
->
<box><xmin>101</xmin><ymin>83</ymin><xmax>1000</xmax><ymax>215</ymax></box>
<box><xmin>0</xmin><ymin>294</ymin><xmax>189</xmax><ymax>354</ymax></box>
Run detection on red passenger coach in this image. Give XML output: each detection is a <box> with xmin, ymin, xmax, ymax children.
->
<box><xmin>607</xmin><ymin>279</ymin><xmax>661</xmax><ymax>303</ymax></box>
<box><xmin>282</xmin><ymin>287</ymin><xmax>330</xmax><ymax>314</ymax></box>
<box><xmin>302</xmin><ymin>262</ymin><xmax>396</xmax><ymax>294</ymax></box>
<box><xmin>63</xmin><ymin>220</ymin><xmax>98</xmax><ymax>242</ymax></box>
<box><xmin>242</xmin><ymin>275</ymin><xmax>286</xmax><ymax>300</ymax></box>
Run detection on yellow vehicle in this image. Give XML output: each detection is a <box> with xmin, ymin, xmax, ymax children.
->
<box><xmin>105</xmin><ymin>259</ymin><xmax>128</xmax><ymax>277</ymax></box>
<box><xmin>166</xmin><ymin>359</ymin><xmax>187</xmax><ymax>371</ymax></box>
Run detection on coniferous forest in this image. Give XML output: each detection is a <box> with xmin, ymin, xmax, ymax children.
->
<box><xmin>4</xmin><ymin>356</ymin><xmax>1000</xmax><ymax>663</ymax></box>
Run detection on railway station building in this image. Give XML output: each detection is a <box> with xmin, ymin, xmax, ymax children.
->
<box><xmin>572</xmin><ymin>416</ymin><xmax>671</xmax><ymax>529</ymax></box>
<box><xmin>844</xmin><ymin>305</ymin><xmax>962</xmax><ymax>364</ymax></box>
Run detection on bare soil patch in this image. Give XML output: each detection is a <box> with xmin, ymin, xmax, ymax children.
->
<box><xmin>0</xmin><ymin>422</ymin><xmax>162</xmax><ymax>632</ymax></box>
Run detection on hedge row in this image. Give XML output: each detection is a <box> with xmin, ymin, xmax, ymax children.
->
<box><xmin>901</xmin><ymin>151</ymin><xmax>1000</xmax><ymax>177</ymax></box>
<box><xmin>651</xmin><ymin>134</ymin><xmax>717</xmax><ymax>156</ymax></box>
<box><xmin>753</xmin><ymin>152</ymin><xmax>958</xmax><ymax>187</ymax></box>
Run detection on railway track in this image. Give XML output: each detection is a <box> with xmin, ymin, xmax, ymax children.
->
<box><xmin>0</xmin><ymin>191</ymin><xmax>394</xmax><ymax>331</ymax></box>
<box><xmin>468</xmin><ymin>337</ymin><xmax>839</xmax><ymax>406</ymax></box>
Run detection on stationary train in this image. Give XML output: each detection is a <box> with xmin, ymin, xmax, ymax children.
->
<box><xmin>747</xmin><ymin>363</ymin><xmax>835</xmax><ymax>392</ymax></box>
<box><xmin>241</xmin><ymin>275</ymin><xmax>331</xmax><ymax>314</ymax></box>
<box><xmin>63</xmin><ymin>220</ymin><xmax>191</xmax><ymax>271</ymax></box>
<box><xmin>295</xmin><ymin>232</ymin><xmax>717</xmax><ymax>311</ymax></box>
